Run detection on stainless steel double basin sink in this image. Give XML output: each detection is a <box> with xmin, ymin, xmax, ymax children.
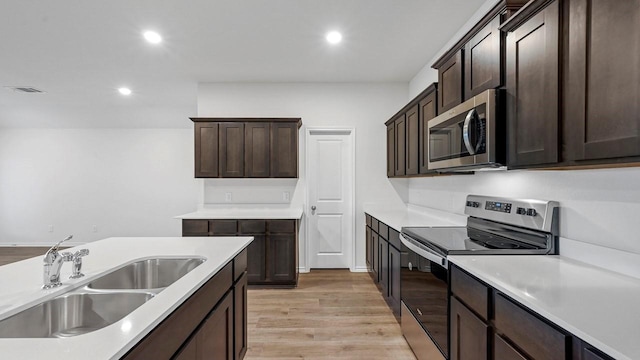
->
<box><xmin>0</xmin><ymin>257</ymin><xmax>205</xmax><ymax>338</ymax></box>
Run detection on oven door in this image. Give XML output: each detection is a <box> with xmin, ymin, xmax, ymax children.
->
<box><xmin>400</xmin><ymin>234</ymin><xmax>449</xmax><ymax>359</ymax></box>
<box><xmin>428</xmin><ymin>89</ymin><xmax>498</xmax><ymax>171</ymax></box>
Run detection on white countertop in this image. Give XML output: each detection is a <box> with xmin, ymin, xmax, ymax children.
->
<box><xmin>363</xmin><ymin>204</ymin><xmax>467</xmax><ymax>231</ymax></box>
<box><xmin>449</xmin><ymin>255</ymin><xmax>640</xmax><ymax>360</ymax></box>
<box><xmin>0</xmin><ymin>236</ymin><xmax>253</xmax><ymax>360</ymax></box>
<box><xmin>175</xmin><ymin>207</ymin><xmax>304</xmax><ymax>219</ymax></box>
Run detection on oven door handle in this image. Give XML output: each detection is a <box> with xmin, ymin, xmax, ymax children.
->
<box><xmin>400</xmin><ymin>233</ymin><xmax>448</xmax><ymax>267</ymax></box>
<box><xmin>463</xmin><ymin>109</ymin><xmax>477</xmax><ymax>155</ymax></box>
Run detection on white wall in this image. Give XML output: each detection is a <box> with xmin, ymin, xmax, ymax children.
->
<box><xmin>197</xmin><ymin>82</ymin><xmax>409</xmax><ymax>271</ymax></box>
<box><xmin>0</xmin><ymin>129</ymin><xmax>199</xmax><ymax>246</ymax></box>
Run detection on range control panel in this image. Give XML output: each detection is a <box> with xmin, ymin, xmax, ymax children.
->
<box><xmin>485</xmin><ymin>201</ymin><xmax>512</xmax><ymax>213</ymax></box>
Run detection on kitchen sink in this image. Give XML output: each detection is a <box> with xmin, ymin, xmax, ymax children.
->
<box><xmin>88</xmin><ymin>257</ymin><xmax>206</xmax><ymax>290</ymax></box>
<box><xmin>0</xmin><ymin>291</ymin><xmax>154</xmax><ymax>338</ymax></box>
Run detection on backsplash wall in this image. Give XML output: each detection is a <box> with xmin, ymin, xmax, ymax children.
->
<box><xmin>407</xmin><ymin>168</ymin><xmax>640</xmax><ymax>255</ymax></box>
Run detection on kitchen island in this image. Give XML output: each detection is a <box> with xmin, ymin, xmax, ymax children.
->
<box><xmin>0</xmin><ymin>236</ymin><xmax>252</xmax><ymax>359</ymax></box>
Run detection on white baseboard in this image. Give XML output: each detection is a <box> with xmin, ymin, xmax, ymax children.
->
<box><xmin>352</xmin><ymin>266</ymin><xmax>369</xmax><ymax>273</ymax></box>
<box><xmin>298</xmin><ymin>266</ymin><xmax>310</xmax><ymax>273</ymax></box>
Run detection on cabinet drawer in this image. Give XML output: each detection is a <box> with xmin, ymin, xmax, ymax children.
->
<box><xmin>450</xmin><ymin>266</ymin><xmax>489</xmax><ymax>321</ymax></box>
<box><xmin>182</xmin><ymin>220</ymin><xmax>209</xmax><ymax>236</ymax></box>
<box><xmin>238</xmin><ymin>220</ymin><xmax>266</xmax><ymax>234</ymax></box>
<box><xmin>366</xmin><ymin>214</ymin><xmax>372</xmax><ymax>227</ymax></box>
<box><xmin>388</xmin><ymin>228</ymin><xmax>401</xmax><ymax>250</ymax></box>
<box><xmin>371</xmin><ymin>218</ymin><xmax>379</xmax><ymax>234</ymax></box>
<box><xmin>209</xmin><ymin>220</ymin><xmax>238</xmax><ymax>235</ymax></box>
<box><xmin>267</xmin><ymin>220</ymin><xmax>295</xmax><ymax>233</ymax></box>
<box><xmin>234</xmin><ymin>248</ymin><xmax>248</xmax><ymax>281</ymax></box>
<box><xmin>494</xmin><ymin>293</ymin><xmax>567</xmax><ymax>360</ymax></box>
<box><xmin>494</xmin><ymin>334</ymin><xmax>527</xmax><ymax>360</ymax></box>
<box><xmin>378</xmin><ymin>222</ymin><xmax>389</xmax><ymax>240</ymax></box>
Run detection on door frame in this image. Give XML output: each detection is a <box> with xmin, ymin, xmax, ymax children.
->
<box><xmin>305</xmin><ymin>127</ymin><xmax>356</xmax><ymax>272</ymax></box>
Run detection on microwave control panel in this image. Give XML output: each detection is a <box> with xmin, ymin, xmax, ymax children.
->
<box><xmin>485</xmin><ymin>201</ymin><xmax>512</xmax><ymax>213</ymax></box>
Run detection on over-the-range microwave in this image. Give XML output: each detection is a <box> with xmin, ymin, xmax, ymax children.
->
<box><xmin>427</xmin><ymin>89</ymin><xmax>505</xmax><ymax>171</ymax></box>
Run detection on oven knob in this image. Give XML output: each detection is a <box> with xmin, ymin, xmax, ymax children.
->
<box><xmin>516</xmin><ymin>207</ymin><xmax>527</xmax><ymax>215</ymax></box>
<box><xmin>527</xmin><ymin>208</ymin><xmax>537</xmax><ymax>216</ymax></box>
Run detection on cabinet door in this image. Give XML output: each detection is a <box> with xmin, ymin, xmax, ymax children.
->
<box><xmin>234</xmin><ymin>272</ymin><xmax>248</xmax><ymax>360</ymax></box>
<box><xmin>419</xmin><ymin>90</ymin><xmax>437</xmax><ymax>174</ymax></box>
<box><xmin>365</xmin><ymin>226</ymin><xmax>372</xmax><ymax>269</ymax></box>
<box><xmin>387</xmin><ymin>123</ymin><xmax>395</xmax><ymax>177</ymax></box>
<box><xmin>464</xmin><ymin>16</ymin><xmax>502</xmax><ymax>100</ymax></box>
<box><xmin>268</xmin><ymin>233</ymin><xmax>296</xmax><ymax>283</ymax></box>
<box><xmin>388</xmin><ymin>244</ymin><xmax>401</xmax><ymax>316</ymax></box>
<box><xmin>438</xmin><ymin>50</ymin><xmax>464</xmax><ymax>112</ymax></box>
<box><xmin>182</xmin><ymin>220</ymin><xmax>209</xmax><ymax>237</ymax></box>
<box><xmin>219</xmin><ymin>123</ymin><xmax>245</xmax><ymax>177</ymax></box>
<box><xmin>270</xmin><ymin>122</ymin><xmax>298</xmax><ymax>177</ymax></box>
<box><xmin>195</xmin><ymin>122</ymin><xmax>219</xmax><ymax>178</ymax></box>
<box><xmin>198</xmin><ymin>291</ymin><xmax>233</xmax><ymax>360</ymax></box>
<box><xmin>566</xmin><ymin>0</ymin><xmax>640</xmax><ymax>161</ymax></box>
<box><xmin>245</xmin><ymin>122</ymin><xmax>270</xmax><ymax>177</ymax></box>
<box><xmin>174</xmin><ymin>337</ymin><xmax>197</xmax><ymax>360</ymax></box>
<box><xmin>379</xmin><ymin>238</ymin><xmax>389</xmax><ymax>296</ymax></box>
<box><xmin>405</xmin><ymin>105</ymin><xmax>419</xmax><ymax>175</ymax></box>
<box><xmin>450</xmin><ymin>296</ymin><xmax>489</xmax><ymax>360</ymax></box>
<box><xmin>494</xmin><ymin>334</ymin><xmax>526</xmax><ymax>360</ymax></box>
<box><xmin>245</xmin><ymin>235</ymin><xmax>266</xmax><ymax>284</ymax></box>
<box><xmin>394</xmin><ymin>115</ymin><xmax>406</xmax><ymax>176</ymax></box>
<box><xmin>506</xmin><ymin>1</ymin><xmax>560</xmax><ymax>167</ymax></box>
<box><xmin>371</xmin><ymin>232</ymin><xmax>379</xmax><ymax>283</ymax></box>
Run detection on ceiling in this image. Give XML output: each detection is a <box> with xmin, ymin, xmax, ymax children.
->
<box><xmin>0</xmin><ymin>0</ymin><xmax>487</xmax><ymax>128</ymax></box>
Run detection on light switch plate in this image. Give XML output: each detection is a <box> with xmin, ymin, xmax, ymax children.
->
<box><xmin>224</xmin><ymin>192</ymin><xmax>233</xmax><ymax>202</ymax></box>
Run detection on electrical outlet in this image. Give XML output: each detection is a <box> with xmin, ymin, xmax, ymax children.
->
<box><xmin>224</xmin><ymin>192</ymin><xmax>233</xmax><ymax>202</ymax></box>
<box><xmin>92</xmin><ymin>225</ymin><xmax>98</xmax><ymax>233</ymax></box>
<box><xmin>48</xmin><ymin>225</ymin><xmax>54</xmax><ymax>233</ymax></box>
<box><xmin>283</xmin><ymin>191</ymin><xmax>290</xmax><ymax>201</ymax></box>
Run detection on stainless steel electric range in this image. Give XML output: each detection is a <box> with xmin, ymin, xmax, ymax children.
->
<box><xmin>399</xmin><ymin>194</ymin><xmax>559</xmax><ymax>360</ymax></box>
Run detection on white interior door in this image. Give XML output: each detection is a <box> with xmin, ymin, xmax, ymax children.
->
<box><xmin>307</xmin><ymin>129</ymin><xmax>354</xmax><ymax>269</ymax></box>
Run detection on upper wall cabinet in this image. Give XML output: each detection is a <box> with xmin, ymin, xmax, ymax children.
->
<box><xmin>565</xmin><ymin>0</ymin><xmax>640</xmax><ymax>163</ymax></box>
<box><xmin>432</xmin><ymin>0</ymin><xmax>527</xmax><ymax>112</ymax></box>
<box><xmin>502</xmin><ymin>0</ymin><xmax>560</xmax><ymax>168</ymax></box>
<box><xmin>191</xmin><ymin>118</ymin><xmax>301</xmax><ymax>178</ymax></box>
<box><xmin>386</xmin><ymin>84</ymin><xmax>438</xmax><ymax>178</ymax></box>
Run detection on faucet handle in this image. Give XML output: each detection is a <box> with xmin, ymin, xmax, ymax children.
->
<box><xmin>44</xmin><ymin>235</ymin><xmax>73</xmax><ymax>262</ymax></box>
<box><xmin>60</xmin><ymin>252</ymin><xmax>74</xmax><ymax>262</ymax></box>
<box><xmin>69</xmin><ymin>249</ymin><xmax>90</xmax><ymax>279</ymax></box>
<box><xmin>74</xmin><ymin>249</ymin><xmax>90</xmax><ymax>258</ymax></box>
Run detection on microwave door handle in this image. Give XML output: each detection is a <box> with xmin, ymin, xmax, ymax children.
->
<box><xmin>463</xmin><ymin>109</ymin><xmax>477</xmax><ymax>155</ymax></box>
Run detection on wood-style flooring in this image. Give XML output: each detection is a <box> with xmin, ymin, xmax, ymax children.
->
<box><xmin>246</xmin><ymin>270</ymin><xmax>416</xmax><ymax>360</ymax></box>
<box><xmin>0</xmin><ymin>250</ymin><xmax>416</xmax><ymax>359</ymax></box>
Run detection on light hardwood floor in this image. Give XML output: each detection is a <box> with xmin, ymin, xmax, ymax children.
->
<box><xmin>246</xmin><ymin>270</ymin><xmax>416</xmax><ymax>360</ymax></box>
<box><xmin>0</xmin><ymin>250</ymin><xmax>416</xmax><ymax>359</ymax></box>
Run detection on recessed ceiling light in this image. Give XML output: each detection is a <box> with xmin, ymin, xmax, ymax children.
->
<box><xmin>326</xmin><ymin>31</ymin><xmax>342</xmax><ymax>44</ymax></box>
<box><xmin>143</xmin><ymin>30</ymin><xmax>162</xmax><ymax>44</ymax></box>
<box><xmin>118</xmin><ymin>87</ymin><xmax>132</xmax><ymax>96</ymax></box>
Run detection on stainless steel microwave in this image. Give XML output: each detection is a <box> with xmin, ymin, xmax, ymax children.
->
<box><xmin>427</xmin><ymin>89</ymin><xmax>505</xmax><ymax>171</ymax></box>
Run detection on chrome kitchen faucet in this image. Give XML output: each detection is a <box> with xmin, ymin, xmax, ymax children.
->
<box><xmin>42</xmin><ymin>235</ymin><xmax>90</xmax><ymax>289</ymax></box>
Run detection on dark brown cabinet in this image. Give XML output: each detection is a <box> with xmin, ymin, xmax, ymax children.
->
<box><xmin>437</xmin><ymin>50</ymin><xmax>464</xmax><ymax>113</ymax></box>
<box><xmin>418</xmin><ymin>89</ymin><xmax>437</xmax><ymax>174</ymax></box>
<box><xmin>191</xmin><ymin>118</ymin><xmax>301</xmax><ymax>178</ymax></box>
<box><xmin>405</xmin><ymin>105</ymin><xmax>419</xmax><ymax>175</ymax></box>
<box><xmin>386</xmin><ymin>84</ymin><xmax>438</xmax><ymax>178</ymax></box>
<box><xmin>182</xmin><ymin>219</ymin><xmax>298</xmax><ymax>287</ymax></box>
<box><xmin>394</xmin><ymin>114</ymin><xmax>406</xmax><ymax>176</ymax></box>
<box><xmin>450</xmin><ymin>296</ymin><xmax>489</xmax><ymax>360</ymax></box>
<box><xmin>365</xmin><ymin>226</ymin><xmax>372</xmax><ymax>269</ymax></box>
<box><xmin>379</xmin><ymin>237</ymin><xmax>389</xmax><ymax>296</ymax></box>
<box><xmin>372</xmin><ymin>231</ymin><xmax>379</xmax><ymax>282</ymax></box>
<box><xmin>195</xmin><ymin>291</ymin><xmax>234</xmax><ymax>360</ymax></box>
<box><xmin>566</xmin><ymin>0</ymin><xmax>640</xmax><ymax>162</ymax></box>
<box><xmin>270</xmin><ymin>122</ymin><xmax>299</xmax><ymax>177</ymax></box>
<box><xmin>245</xmin><ymin>122</ymin><xmax>270</xmax><ymax>177</ymax></box>
<box><xmin>464</xmin><ymin>16</ymin><xmax>502</xmax><ymax>100</ymax></box>
<box><xmin>503</xmin><ymin>0</ymin><xmax>560</xmax><ymax>168</ymax></box>
<box><xmin>388</xmin><ymin>243</ymin><xmax>401</xmax><ymax>315</ymax></box>
<box><xmin>234</xmin><ymin>272</ymin><xmax>248</xmax><ymax>360</ymax></box>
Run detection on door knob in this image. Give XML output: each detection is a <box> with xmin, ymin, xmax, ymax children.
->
<box><xmin>311</xmin><ymin>206</ymin><xmax>316</xmax><ymax>210</ymax></box>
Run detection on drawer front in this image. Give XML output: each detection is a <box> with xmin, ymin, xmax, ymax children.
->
<box><xmin>267</xmin><ymin>219</ymin><xmax>296</xmax><ymax>233</ymax></box>
<box><xmin>378</xmin><ymin>222</ymin><xmax>389</xmax><ymax>240</ymax></box>
<box><xmin>388</xmin><ymin>228</ymin><xmax>401</xmax><ymax>250</ymax></box>
<box><xmin>209</xmin><ymin>220</ymin><xmax>238</xmax><ymax>235</ymax></box>
<box><xmin>233</xmin><ymin>248</ymin><xmax>248</xmax><ymax>281</ymax></box>
<box><xmin>182</xmin><ymin>219</ymin><xmax>209</xmax><ymax>236</ymax></box>
<box><xmin>238</xmin><ymin>220</ymin><xmax>266</xmax><ymax>234</ymax></box>
<box><xmin>494</xmin><ymin>293</ymin><xmax>567</xmax><ymax>360</ymax></box>
<box><xmin>494</xmin><ymin>334</ymin><xmax>527</xmax><ymax>360</ymax></box>
<box><xmin>371</xmin><ymin>218</ymin><xmax>379</xmax><ymax>234</ymax></box>
<box><xmin>450</xmin><ymin>266</ymin><xmax>489</xmax><ymax>321</ymax></box>
<box><xmin>366</xmin><ymin>214</ymin><xmax>372</xmax><ymax>227</ymax></box>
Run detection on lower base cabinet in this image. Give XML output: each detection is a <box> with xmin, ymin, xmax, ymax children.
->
<box><xmin>123</xmin><ymin>250</ymin><xmax>248</xmax><ymax>360</ymax></box>
<box><xmin>450</xmin><ymin>296</ymin><xmax>489</xmax><ymax>359</ymax></box>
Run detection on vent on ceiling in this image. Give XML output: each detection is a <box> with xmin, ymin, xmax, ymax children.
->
<box><xmin>5</xmin><ymin>86</ymin><xmax>46</xmax><ymax>93</ymax></box>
